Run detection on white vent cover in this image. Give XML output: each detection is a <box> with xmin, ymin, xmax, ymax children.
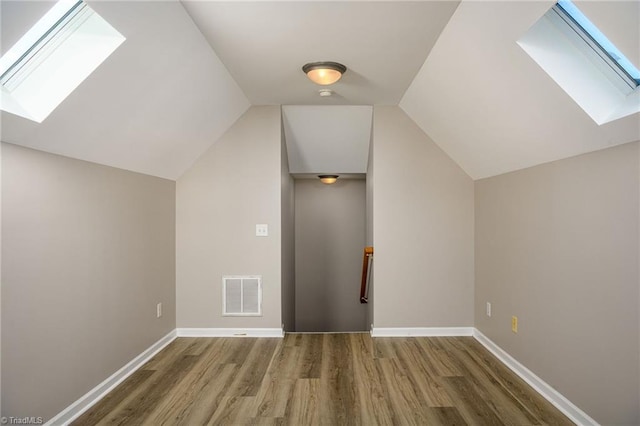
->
<box><xmin>222</xmin><ymin>276</ymin><xmax>262</xmax><ymax>316</ymax></box>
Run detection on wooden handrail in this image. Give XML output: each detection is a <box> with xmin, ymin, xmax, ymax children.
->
<box><xmin>360</xmin><ymin>246</ymin><xmax>373</xmax><ymax>303</ymax></box>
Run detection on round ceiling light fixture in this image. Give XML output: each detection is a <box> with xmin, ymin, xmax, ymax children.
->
<box><xmin>318</xmin><ymin>175</ymin><xmax>339</xmax><ymax>185</ymax></box>
<box><xmin>302</xmin><ymin>62</ymin><xmax>347</xmax><ymax>85</ymax></box>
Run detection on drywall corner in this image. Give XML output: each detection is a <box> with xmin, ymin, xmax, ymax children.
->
<box><xmin>281</xmin><ymin>108</ymin><xmax>295</xmax><ymax>332</ymax></box>
<box><xmin>176</xmin><ymin>106</ymin><xmax>283</xmax><ymax>329</ymax></box>
<box><xmin>474</xmin><ymin>141</ymin><xmax>640</xmax><ymax>424</ymax></box>
<box><xmin>372</xmin><ymin>105</ymin><xmax>474</xmax><ymax>328</ymax></box>
<box><xmin>366</xmin><ymin>118</ymin><xmax>374</xmax><ymax>329</ymax></box>
<box><xmin>2</xmin><ymin>144</ymin><xmax>175</xmax><ymax>421</ymax></box>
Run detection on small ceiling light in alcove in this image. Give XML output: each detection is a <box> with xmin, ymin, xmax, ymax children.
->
<box><xmin>302</xmin><ymin>62</ymin><xmax>347</xmax><ymax>85</ymax></box>
<box><xmin>318</xmin><ymin>175</ymin><xmax>339</xmax><ymax>185</ymax></box>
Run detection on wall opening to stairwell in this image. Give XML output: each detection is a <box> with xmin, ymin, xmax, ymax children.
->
<box><xmin>294</xmin><ymin>178</ymin><xmax>367</xmax><ymax>332</ymax></box>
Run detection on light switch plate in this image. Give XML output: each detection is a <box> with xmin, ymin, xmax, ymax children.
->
<box><xmin>256</xmin><ymin>224</ymin><xmax>268</xmax><ymax>237</ymax></box>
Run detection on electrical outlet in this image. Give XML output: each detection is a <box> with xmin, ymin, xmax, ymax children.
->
<box><xmin>511</xmin><ymin>316</ymin><xmax>518</xmax><ymax>333</ymax></box>
<box><xmin>486</xmin><ymin>302</ymin><xmax>492</xmax><ymax>317</ymax></box>
<box><xmin>157</xmin><ymin>302</ymin><xmax>162</xmax><ymax>318</ymax></box>
<box><xmin>256</xmin><ymin>224</ymin><xmax>268</xmax><ymax>237</ymax></box>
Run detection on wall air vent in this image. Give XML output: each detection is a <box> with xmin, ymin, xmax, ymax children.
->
<box><xmin>222</xmin><ymin>276</ymin><xmax>262</xmax><ymax>316</ymax></box>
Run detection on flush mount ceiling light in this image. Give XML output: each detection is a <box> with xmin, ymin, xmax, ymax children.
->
<box><xmin>302</xmin><ymin>62</ymin><xmax>347</xmax><ymax>85</ymax></box>
<box><xmin>318</xmin><ymin>175</ymin><xmax>339</xmax><ymax>185</ymax></box>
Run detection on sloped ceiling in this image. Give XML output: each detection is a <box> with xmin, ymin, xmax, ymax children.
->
<box><xmin>181</xmin><ymin>0</ymin><xmax>459</xmax><ymax>105</ymax></box>
<box><xmin>0</xmin><ymin>0</ymin><xmax>249</xmax><ymax>180</ymax></box>
<box><xmin>400</xmin><ymin>0</ymin><xmax>640</xmax><ymax>180</ymax></box>
<box><xmin>1</xmin><ymin>0</ymin><xmax>639</xmax><ymax>181</ymax></box>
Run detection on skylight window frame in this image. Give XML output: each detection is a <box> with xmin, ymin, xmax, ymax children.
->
<box><xmin>0</xmin><ymin>0</ymin><xmax>86</xmax><ymax>88</ymax></box>
<box><xmin>552</xmin><ymin>0</ymin><xmax>639</xmax><ymax>91</ymax></box>
<box><xmin>518</xmin><ymin>0</ymin><xmax>640</xmax><ymax>124</ymax></box>
<box><xmin>0</xmin><ymin>0</ymin><xmax>125</xmax><ymax>123</ymax></box>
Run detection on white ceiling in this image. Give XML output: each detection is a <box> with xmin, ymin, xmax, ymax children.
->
<box><xmin>401</xmin><ymin>0</ymin><xmax>640</xmax><ymax>180</ymax></box>
<box><xmin>283</xmin><ymin>106</ymin><xmax>372</xmax><ymax>174</ymax></box>
<box><xmin>1</xmin><ymin>0</ymin><xmax>639</xmax><ymax>181</ymax></box>
<box><xmin>180</xmin><ymin>0</ymin><xmax>459</xmax><ymax>105</ymax></box>
<box><xmin>0</xmin><ymin>0</ymin><xmax>249</xmax><ymax>180</ymax></box>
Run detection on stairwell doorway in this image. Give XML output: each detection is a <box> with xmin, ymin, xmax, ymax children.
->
<box><xmin>294</xmin><ymin>177</ymin><xmax>367</xmax><ymax>332</ymax></box>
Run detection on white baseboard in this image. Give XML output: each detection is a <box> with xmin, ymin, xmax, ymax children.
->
<box><xmin>371</xmin><ymin>327</ymin><xmax>474</xmax><ymax>337</ymax></box>
<box><xmin>472</xmin><ymin>329</ymin><xmax>598</xmax><ymax>426</ymax></box>
<box><xmin>46</xmin><ymin>329</ymin><xmax>177</xmax><ymax>426</ymax></box>
<box><xmin>176</xmin><ymin>327</ymin><xmax>284</xmax><ymax>338</ymax></box>
<box><xmin>288</xmin><ymin>331</ymin><xmax>370</xmax><ymax>334</ymax></box>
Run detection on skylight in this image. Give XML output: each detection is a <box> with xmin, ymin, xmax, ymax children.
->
<box><xmin>0</xmin><ymin>0</ymin><xmax>125</xmax><ymax>123</ymax></box>
<box><xmin>518</xmin><ymin>0</ymin><xmax>640</xmax><ymax>125</ymax></box>
<box><xmin>555</xmin><ymin>0</ymin><xmax>640</xmax><ymax>90</ymax></box>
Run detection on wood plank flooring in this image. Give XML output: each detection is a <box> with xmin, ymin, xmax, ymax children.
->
<box><xmin>72</xmin><ymin>334</ymin><xmax>574</xmax><ymax>425</ymax></box>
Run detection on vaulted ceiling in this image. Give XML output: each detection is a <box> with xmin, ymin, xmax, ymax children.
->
<box><xmin>1</xmin><ymin>0</ymin><xmax>638</xmax><ymax>180</ymax></box>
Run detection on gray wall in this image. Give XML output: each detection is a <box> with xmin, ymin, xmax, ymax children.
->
<box><xmin>372</xmin><ymin>106</ymin><xmax>474</xmax><ymax>328</ymax></box>
<box><xmin>475</xmin><ymin>141</ymin><xmax>640</xmax><ymax>425</ymax></box>
<box><xmin>0</xmin><ymin>143</ymin><xmax>3</xmax><ymax>417</ymax></box>
<box><xmin>281</xmin><ymin>116</ymin><xmax>295</xmax><ymax>332</ymax></box>
<box><xmin>1</xmin><ymin>143</ymin><xmax>175</xmax><ymax>422</ymax></box>
<box><xmin>176</xmin><ymin>106</ymin><xmax>283</xmax><ymax>329</ymax></box>
<box><xmin>365</xmin><ymin>130</ymin><xmax>374</xmax><ymax>330</ymax></box>
<box><xmin>294</xmin><ymin>179</ymin><xmax>367</xmax><ymax>332</ymax></box>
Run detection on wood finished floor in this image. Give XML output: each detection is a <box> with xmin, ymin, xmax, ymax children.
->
<box><xmin>72</xmin><ymin>334</ymin><xmax>574</xmax><ymax>425</ymax></box>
